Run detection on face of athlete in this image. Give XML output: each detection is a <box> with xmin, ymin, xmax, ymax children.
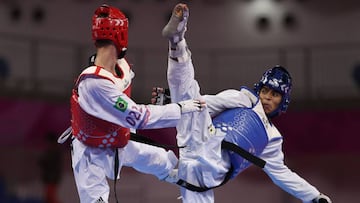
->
<box><xmin>259</xmin><ymin>86</ymin><xmax>282</xmax><ymax>115</ymax></box>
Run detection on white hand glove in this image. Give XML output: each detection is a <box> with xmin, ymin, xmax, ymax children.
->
<box><xmin>177</xmin><ymin>99</ymin><xmax>205</xmax><ymax>114</ymax></box>
<box><xmin>312</xmin><ymin>193</ymin><xmax>332</xmax><ymax>203</ymax></box>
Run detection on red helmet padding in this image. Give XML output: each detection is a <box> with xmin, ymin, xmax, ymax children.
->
<box><xmin>92</xmin><ymin>4</ymin><xmax>128</xmax><ymax>53</ymax></box>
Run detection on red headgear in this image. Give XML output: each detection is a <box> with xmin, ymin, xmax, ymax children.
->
<box><xmin>92</xmin><ymin>4</ymin><xmax>128</xmax><ymax>55</ymax></box>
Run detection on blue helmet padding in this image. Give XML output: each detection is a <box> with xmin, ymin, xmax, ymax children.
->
<box><xmin>254</xmin><ymin>65</ymin><xmax>292</xmax><ymax>117</ymax></box>
<box><xmin>213</xmin><ymin>107</ymin><xmax>268</xmax><ymax>179</ymax></box>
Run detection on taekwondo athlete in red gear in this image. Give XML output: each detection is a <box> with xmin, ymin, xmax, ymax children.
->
<box><xmin>161</xmin><ymin>3</ymin><xmax>332</xmax><ymax>203</ymax></box>
<box><xmin>70</xmin><ymin>4</ymin><xmax>205</xmax><ymax>203</ymax></box>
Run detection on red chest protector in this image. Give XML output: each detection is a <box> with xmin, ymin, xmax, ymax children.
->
<box><xmin>71</xmin><ymin>59</ymin><xmax>134</xmax><ymax>148</ymax></box>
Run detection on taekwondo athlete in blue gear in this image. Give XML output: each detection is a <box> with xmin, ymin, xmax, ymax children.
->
<box><xmin>161</xmin><ymin>3</ymin><xmax>332</xmax><ymax>203</ymax></box>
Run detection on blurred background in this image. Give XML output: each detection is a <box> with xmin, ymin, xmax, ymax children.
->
<box><xmin>0</xmin><ymin>0</ymin><xmax>359</xmax><ymax>202</ymax></box>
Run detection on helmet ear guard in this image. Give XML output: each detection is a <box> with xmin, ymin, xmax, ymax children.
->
<box><xmin>254</xmin><ymin>65</ymin><xmax>292</xmax><ymax>118</ymax></box>
<box><xmin>92</xmin><ymin>4</ymin><xmax>128</xmax><ymax>58</ymax></box>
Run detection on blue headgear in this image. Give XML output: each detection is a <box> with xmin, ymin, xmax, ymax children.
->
<box><xmin>254</xmin><ymin>65</ymin><xmax>292</xmax><ymax>118</ymax></box>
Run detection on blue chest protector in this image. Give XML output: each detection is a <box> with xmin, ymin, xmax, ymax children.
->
<box><xmin>213</xmin><ymin>107</ymin><xmax>268</xmax><ymax>179</ymax></box>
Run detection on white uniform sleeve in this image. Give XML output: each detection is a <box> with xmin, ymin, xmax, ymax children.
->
<box><xmin>260</xmin><ymin>138</ymin><xmax>320</xmax><ymax>202</ymax></box>
<box><xmin>78</xmin><ymin>76</ymin><xmax>181</xmax><ymax>129</ymax></box>
<box><xmin>203</xmin><ymin>89</ymin><xmax>252</xmax><ymax>117</ymax></box>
